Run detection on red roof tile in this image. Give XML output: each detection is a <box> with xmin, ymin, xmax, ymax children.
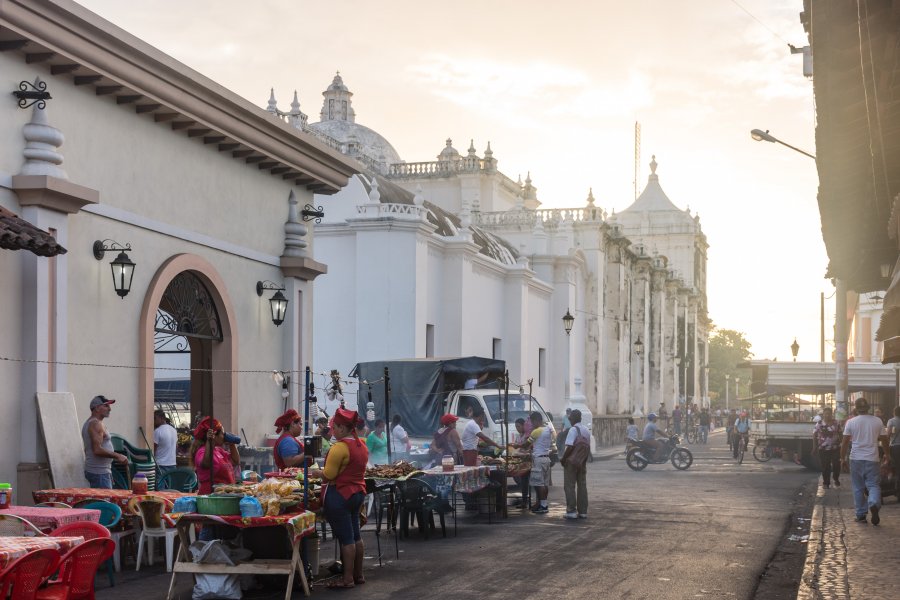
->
<box><xmin>0</xmin><ymin>205</ymin><xmax>67</xmax><ymax>257</ymax></box>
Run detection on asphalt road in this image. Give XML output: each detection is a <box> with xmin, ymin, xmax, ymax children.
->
<box><xmin>101</xmin><ymin>430</ymin><xmax>818</xmax><ymax>600</ymax></box>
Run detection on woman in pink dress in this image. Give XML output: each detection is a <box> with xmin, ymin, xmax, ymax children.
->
<box><xmin>191</xmin><ymin>417</ymin><xmax>240</xmax><ymax>495</ymax></box>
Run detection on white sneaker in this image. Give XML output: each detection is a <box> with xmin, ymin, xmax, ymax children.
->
<box><xmin>564</xmin><ymin>511</ymin><xmax>578</xmax><ymax>519</ymax></box>
<box><xmin>578</xmin><ymin>513</ymin><xmax>588</xmax><ymax>519</ymax></box>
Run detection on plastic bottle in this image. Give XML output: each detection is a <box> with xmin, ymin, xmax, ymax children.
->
<box><xmin>0</xmin><ymin>483</ymin><xmax>11</xmax><ymax>509</ymax></box>
<box><xmin>131</xmin><ymin>472</ymin><xmax>148</xmax><ymax>495</ymax></box>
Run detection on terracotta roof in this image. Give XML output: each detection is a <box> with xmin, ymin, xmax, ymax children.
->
<box><xmin>0</xmin><ymin>205</ymin><xmax>67</xmax><ymax>257</ymax></box>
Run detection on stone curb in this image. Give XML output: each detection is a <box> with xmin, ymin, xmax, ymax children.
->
<box><xmin>796</xmin><ymin>481</ymin><xmax>825</xmax><ymax>600</ymax></box>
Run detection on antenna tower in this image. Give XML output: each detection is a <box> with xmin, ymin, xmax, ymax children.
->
<box><xmin>634</xmin><ymin>121</ymin><xmax>641</xmax><ymax>200</ymax></box>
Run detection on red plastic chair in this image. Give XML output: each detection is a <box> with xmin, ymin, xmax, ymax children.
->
<box><xmin>0</xmin><ymin>549</ymin><xmax>60</xmax><ymax>600</ymax></box>
<box><xmin>49</xmin><ymin>523</ymin><xmax>113</xmax><ymax>586</ymax></box>
<box><xmin>34</xmin><ymin>538</ymin><xmax>115</xmax><ymax>600</ymax></box>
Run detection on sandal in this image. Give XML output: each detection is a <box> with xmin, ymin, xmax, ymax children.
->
<box><xmin>327</xmin><ymin>581</ymin><xmax>355</xmax><ymax>590</ymax></box>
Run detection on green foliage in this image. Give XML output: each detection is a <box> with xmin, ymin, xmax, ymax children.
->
<box><xmin>708</xmin><ymin>329</ymin><xmax>753</xmax><ymax>408</ymax></box>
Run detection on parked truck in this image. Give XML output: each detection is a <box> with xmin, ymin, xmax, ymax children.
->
<box><xmin>349</xmin><ymin>356</ymin><xmax>550</xmax><ymax>453</ymax></box>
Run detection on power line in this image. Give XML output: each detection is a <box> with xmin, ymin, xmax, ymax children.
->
<box><xmin>728</xmin><ymin>0</ymin><xmax>792</xmax><ymax>47</ymax></box>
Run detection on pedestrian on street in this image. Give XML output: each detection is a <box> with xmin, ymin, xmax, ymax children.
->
<box><xmin>699</xmin><ymin>408</ymin><xmax>710</xmax><ymax>444</ymax></box>
<box><xmin>813</xmin><ymin>407</ymin><xmax>841</xmax><ymax>488</ymax></box>
<box><xmin>561</xmin><ymin>409</ymin><xmax>590</xmax><ymax>519</ymax></box>
<box><xmin>672</xmin><ymin>405</ymin><xmax>682</xmax><ymax>436</ymax></box>
<box><xmin>887</xmin><ymin>406</ymin><xmax>900</xmax><ymax>468</ymax></box>
<box><xmin>521</xmin><ymin>411</ymin><xmax>555</xmax><ymax>514</ymax></box>
<box><xmin>152</xmin><ymin>409</ymin><xmax>178</xmax><ymax>476</ymax></box>
<box><xmin>840</xmin><ymin>397</ymin><xmax>890</xmax><ymax>525</ymax></box>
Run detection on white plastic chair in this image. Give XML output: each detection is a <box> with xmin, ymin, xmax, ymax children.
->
<box><xmin>129</xmin><ymin>496</ymin><xmax>178</xmax><ymax>572</ymax></box>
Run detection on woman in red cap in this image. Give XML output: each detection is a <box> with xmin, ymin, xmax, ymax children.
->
<box><xmin>428</xmin><ymin>414</ymin><xmax>463</xmax><ymax>467</ymax></box>
<box><xmin>272</xmin><ymin>409</ymin><xmax>307</xmax><ymax>470</ymax></box>
<box><xmin>192</xmin><ymin>417</ymin><xmax>240</xmax><ymax>495</ymax></box>
<box><xmin>322</xmin><ymin>408</ymin><xmax>369</xmax><ymax>589</ymax></box>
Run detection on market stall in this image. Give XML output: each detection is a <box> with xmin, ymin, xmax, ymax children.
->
<box><xmin>0</xmin><ymin>536</ymin><xmax>84</xmax><ymax>570</ymax></box>
<box><xmin>165</xmin><ymin>511</ymin><xmax>316</xmax><ymax>600</ymax></box>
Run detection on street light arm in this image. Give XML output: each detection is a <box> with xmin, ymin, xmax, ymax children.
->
<box><xmin>750</xmin><ymin>128</ymin><xmax>816</xmax><ymax>160</ymax></box>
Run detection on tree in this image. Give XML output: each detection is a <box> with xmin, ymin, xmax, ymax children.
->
<box><xmin>708</xmin><ymin>329</ymin><xmax>753</xmax><ymax>410</ymax></box>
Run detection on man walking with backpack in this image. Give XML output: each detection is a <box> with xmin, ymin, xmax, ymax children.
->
<box><xmin>561</xmin><ymin>409</ymin><xmax>591</xmax><ymax>519</ymax></box>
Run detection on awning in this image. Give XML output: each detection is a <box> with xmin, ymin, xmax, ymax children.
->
<box><xmin>0</xmin><ymin>205</ymin><xmax>67</xmax><ymax>257</ymax></box>
<box><xmin>749</xmin><ymin>360</ymin><xmax>896</xmax><ymax>394</ymax></box>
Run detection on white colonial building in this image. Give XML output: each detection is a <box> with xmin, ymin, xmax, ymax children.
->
<box><xmin>1</xmin><ymin>0</ymin><xmax>357</xmax><ymax>500</ymax></box>
<box><xmin>268</xmin><ymin>76</ymin><xmax>710</xmax><ymax>427</ymax></box>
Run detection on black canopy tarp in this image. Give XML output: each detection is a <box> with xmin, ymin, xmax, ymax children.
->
<box><xmin>349</xmin><ymin>357</ymin><xmax>505</xmax><ymax>437</ymax></box>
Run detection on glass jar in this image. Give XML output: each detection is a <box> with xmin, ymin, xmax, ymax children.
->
<box><xmin>442</xmin><ymin>455</ymin><xmax>455</xmax><ymax>472</ymax></box>
<box><xmin>131</xmin><ymin>473</ymin><xmax>148</xmax><ymax>495</ymax></box>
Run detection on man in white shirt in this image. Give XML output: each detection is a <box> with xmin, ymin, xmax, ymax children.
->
<box><xmin>521</xmin><ymin>412</ymin><xmax>556</xmax><ymax>514</ymax></box>
<box><xmin>460</xmin><ymin>407</ymin><xmax>501</xmax><ymax>466</ymax></box>
<box><xmin>841</xmin><ymin>398</ymin><xmax>890</xmax><ymax>525</ymax></box>
<box><xmin>153</xmin><ymin>409</ymin><xmax>178</xmax><ymax>475</ymax></box>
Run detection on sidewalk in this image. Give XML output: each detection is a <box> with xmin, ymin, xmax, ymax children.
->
<box><xmin>797</xmin><ymin>477</ymin><xmax>899</xmax><ymax>599</ymax></box>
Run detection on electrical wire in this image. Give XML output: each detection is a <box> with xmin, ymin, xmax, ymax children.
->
<box><xmin>728</xmin><ymin>0</ymin><xmax>793</xmax><ymax>47</ymax></box>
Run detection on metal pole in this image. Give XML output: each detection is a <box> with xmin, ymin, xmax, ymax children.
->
<box><xmin>835</xmin><ymin>279</ymin><xmax>849</xmax><ymax>421</ymax></box>
<box><xmin>303</xmin><ymin>367</ymin><xmax>310</xmax><ymax>508</ymax></box>
<box><xmin>384</xmin><ymin>367</ymin><xmax>392</xmax><ymax>464</ymax></box>
<box><xmin>725</xmin><ymin>375</ymin><xmax>730</xmax><ymax>412</ymax></box>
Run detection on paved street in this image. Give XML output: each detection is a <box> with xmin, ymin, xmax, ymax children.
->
<box><xmin>98</xmin><ymin>430</ymin><xmax>817</xmax><ymax>600</ymax></box>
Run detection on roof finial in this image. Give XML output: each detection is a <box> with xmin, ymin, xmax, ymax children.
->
<box><xmin>368</xmin><ymin>176</ymin><xmax>381</xmax><ymax>203</ymax></box>
<box><xmin>586</xmin><ymin>188</ymin><xmax>595</xmax><ymax>207</ymax></box>
<box><xmin>484</xmin><ymin>141</ymin><xmax>493</xmax><ymax>157</ymax></box>
<box><xmin>525</xmin><ymin>171</ymin><xmax>532</xmax><ymax>185</ymax></box>
<box><xmin>413</xmin><ymin>184</ymin><xmax>425</xmax><ymax>207</ymax></box>
<box><xmin>283</xmin><ymin>190</ymin><xmax>308</xmax><ymax>257</ymax></box>
<box><xmin>650</xmin><ymin>154</ymin><xmax>657</xmax><ymax>175</ymax></box>
<box><xmin>267</xmin><ymin>88</ymin><xmax>278</xmax><ymax>113</ymax></box>
<box><xmin>467</xmin><ymin>139</ymin><xmax>477</xmax><ymax>156</ymax></box>
<box><xmin>20</xmin><ymin>80</ymin><xmax>67</xmax><ymax>179</ymax></box>
<box><xmin>290</xmin><ymin>90</ymin><xmax>300</xmax><ymax>114</ymax></box>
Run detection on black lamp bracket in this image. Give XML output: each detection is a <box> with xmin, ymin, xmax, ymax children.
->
<box><xmin>257</xmin><ymin>280</ymin><xmax>285</xmax><ymax>297</ymax></box>
<box><xmin>93</xmin><ymin>239</ymin><xmax>132</xmax><ymax>260</ymax></box>
<box><xmin>13</xmin><ymin>80</ymin><xmax>51</xmax><ymax>110</ymax></box>
<box><xmin>301</xmin><ymin>204</ymin><xmax>325</xmax><ymax>223</ymax></box>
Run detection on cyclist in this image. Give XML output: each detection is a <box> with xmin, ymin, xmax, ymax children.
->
<box><xmin>725</xmin><ymin>408</ymin><xmax>737</xmax><ymax>451</ymax></box>
<box><xmin>733</xmin><ymin>411</ymin><xmax>751</xmax><ymax>459</ymax></box>
<box><xmin>641</xmin><ymin>413</ymin><xmax>668</xmax><ymax>460</ymax></box>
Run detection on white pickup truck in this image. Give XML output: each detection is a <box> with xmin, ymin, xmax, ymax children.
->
<box><xmin>409</xmin><ymin>389</ymin><xmax>552</xmax><ymax>449</ymax></box>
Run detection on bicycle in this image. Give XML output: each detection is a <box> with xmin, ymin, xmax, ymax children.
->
<box><xmin>734</xmin><ymin>432</ymin><xmax>749</xmax><ymax>465</ymax></box>
<box><xmin>685</xmin><ymin>424</ymin><xmax>700</xmax><ymax>444</ymax></box>
<box><xmin>752</xmin><ymin>440</ymin><xmax>782</xmax><ymax>463</ymax></box>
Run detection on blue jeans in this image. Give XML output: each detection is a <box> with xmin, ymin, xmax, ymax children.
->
<box><xmin>84</xmin><ymin>471</ymin><xmax>112</xmax><ymax>489</ymax></box>
<box><xmin>699</xmin><ymin>426</ymin><xmax>709</xmax><ymax>444</ymax></box>
<box><xmin>850</xmin><ymin>459</ymin><xmax>881</xmax><ymax>517</ymax></box>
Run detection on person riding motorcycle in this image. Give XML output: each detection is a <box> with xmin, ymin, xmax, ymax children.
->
<box><xmin>733</xmin><ymin>411</ymin><xmax>751</xmax><ymax>458</ymax></box>
<box><xmin>641</xmin><ymin>413</ymin><xmax>668</xmax><ymax>460</ymax></box>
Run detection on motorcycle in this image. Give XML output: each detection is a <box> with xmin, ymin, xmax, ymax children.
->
<box><xmin>625</xmin><ymin>434</ymin><xmax>693</xmax><ymax>471</ymax></box>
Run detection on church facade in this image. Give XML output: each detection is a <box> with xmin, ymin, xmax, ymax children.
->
<box><xmin>267</xmin><ymin>75</ymin><xmax>710</xmax><ymax>424</ymax></box>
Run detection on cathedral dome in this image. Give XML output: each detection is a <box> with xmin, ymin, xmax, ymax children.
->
<box><xmin>307</xmin><ymin>72</ymin><xmax>403</xmax><ymax>165</ymax></box>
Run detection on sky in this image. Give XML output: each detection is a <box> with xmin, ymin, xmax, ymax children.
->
<box><xmin>76</xmin><ymin>0</ymin><xmax>830</xmax><ymax>362</ymax></box>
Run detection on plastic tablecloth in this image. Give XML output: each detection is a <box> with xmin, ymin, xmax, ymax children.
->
<box><xmin>172</xmin><ymin>510</ymin><xmax>316</xmax><ymax>544</ymax></box>
<box><xmin>33</xmin><ymin>488</ymin><xmax>187</xmax><ymax>510</ymax></box>
<box><xmin>0</xmin><ymin>506</ymin><xmax>100</xmax><ymax>532</ymax></box>
<box><xmin>419</xmin><ymin>465</ymin><xmax>491</xmax><ymax>493</ymax></box>
<box><xmin>0</xmin><ymin>536</ymin><xmax>83</xmax><ymax>570</ymax></box>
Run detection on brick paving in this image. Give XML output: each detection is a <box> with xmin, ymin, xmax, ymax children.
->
<box><xmin>797</xmin><ymin>478</ymin><xmax>898</xmax><ymax>599</ymax></box>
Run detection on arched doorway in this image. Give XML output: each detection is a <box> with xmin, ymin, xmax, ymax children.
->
<box><xmin>139</xmin><ymin>255</ymin><xmax>238</xmax><ymax>437</ymax></box>
<box><xmin>153</xmin><ymin>271</ymin><xmax>222</xmax><ymax>428</ymax></box>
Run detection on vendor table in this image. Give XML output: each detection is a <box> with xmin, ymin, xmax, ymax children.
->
<box><xmin>166</xmin><ymin>511</ymin><xmax>316</xmax><ymax>600</ymax></box>
<box><xmin>33</xmin><ymin>488</ymin><xmax>188</xmax><ymax>510</ymax></box>
<box><xmin>0</xmin><ymin>536</ymin><xmax>84</xmax><ymax>570</ymax></box>
<box><xmin>0</xmin><ymin>506</ymin><xmax>100</xmax><ymax>533</ymax></box>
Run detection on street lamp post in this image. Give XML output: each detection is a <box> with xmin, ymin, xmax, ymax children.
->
<box><xmin>634</xmin><ymin>337</ymin><xmax>644</xmax><ymax>415</ymax></box>
<box><xmin>725</xmin><ymin>374</ymin><xmax>731</xmax><ymax>412</ymax></box>
<box><xmin>735</xmin><ymin>377</ymin><xmax>740</xmax><ymax>406</ymax></box>
<box><xmin>674</xmin><ymin>356</ymin><xmax>681</xmax><ymax>408</ymax></box>
<box><xmin>750</xmin><ymin>129</ymin><xmax>816</xmax><ymax>159</ymax></box>
<box><xmin>562</xmin><ymin>309</ymin><xmax>574</xmax><ymax>404</ymax></box>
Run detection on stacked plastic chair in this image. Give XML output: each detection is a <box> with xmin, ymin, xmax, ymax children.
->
<box><xmin>34</xmin><ymin>538</ymin><xmax>115</xmax><ymax>600</ymax></box>
<box><xmin>0</xmin><ymin>548</ymin><xmax>60</xmax><ymax>600</ymax></box>
<box><xmin>111</xmin><ymin>435</ymin><xmax>157</xmax><ymax>491</ymax></box>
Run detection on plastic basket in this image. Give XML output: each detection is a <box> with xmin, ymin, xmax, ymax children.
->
<box><xmin>196</xmin><ymin>495</ymin><xmax>242</xmax><ymax>516</ymax></box>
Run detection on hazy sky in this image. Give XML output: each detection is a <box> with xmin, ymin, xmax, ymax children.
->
<box><xmin>76</xmin><ymin>0</ymin><xmax>829</xmax><ymax>361</ymax></box>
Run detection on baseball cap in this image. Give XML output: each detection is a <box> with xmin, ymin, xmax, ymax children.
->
<box><xmin>89</xmin><ymin>395</ymin><xmax>116</xmax><ymax>410</ymax></box>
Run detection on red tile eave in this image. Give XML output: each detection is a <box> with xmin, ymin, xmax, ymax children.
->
<box><xmin>0</xmin><ymin>206</ymin><xmax>67</xmax><ymax>257</ymax></box>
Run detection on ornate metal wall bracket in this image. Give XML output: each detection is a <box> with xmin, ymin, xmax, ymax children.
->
<box><xmin>13</xmin><ymin>80</ymin><xmax>51</xmax><ymax>109</ymax></box>
<box><xmin>301</xmin><ymin>204</ymin><xmax>325</xmax><ymax>223</ymax></box>
<box><xmin>93</xmin><ymin>239</ymin><xmax>131</xmax><ymax>260</ymax></box>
